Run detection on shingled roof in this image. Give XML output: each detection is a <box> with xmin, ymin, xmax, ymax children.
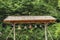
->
<box><xmin>4</xmin><ymin>16</ymin><xmax>56</xmax><ymax>23</ymax></box>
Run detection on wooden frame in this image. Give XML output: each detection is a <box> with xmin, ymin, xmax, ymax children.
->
<box><xmin>3</xmin><ymin>16</ymin><xmax>56</xmax><ymax>40</ymax></box>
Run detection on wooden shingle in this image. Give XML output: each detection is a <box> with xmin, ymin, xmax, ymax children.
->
<box><xmin>4</xmin><ymin>16</ymin><xmax>56</xmax><ymax>23</ymax></box>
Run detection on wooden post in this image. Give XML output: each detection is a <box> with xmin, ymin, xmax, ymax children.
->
<box><xmin>13</xmin><ymin>23</ymin><xmax>15</xmax><ymax>40</ymax></box>
<box><xmin>44</xmin><ymin>23</ymin><xmax>48</xmax><ymax>40</ymax></box>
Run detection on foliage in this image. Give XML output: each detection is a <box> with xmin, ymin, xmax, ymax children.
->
<box><xmin>0</xmin><ymin>23</ymin><xmax>60</xmax><ymax>40</ymax></box>
<box><xmin>0</xmin><ymin>0</ymin><xmax>60</xmax><ymax>22</ymax></box>
<box><xmin>0</xmin><ymin>0</ymin><xmax>60</xmax><ymax>40</ymax></box>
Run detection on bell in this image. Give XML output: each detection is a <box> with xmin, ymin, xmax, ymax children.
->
<box><xmin>35</xmin><ymin>25</ymin><xmax>37</xmax><ymax>28</ymax></box>
<box><xmin>40</xmin><ymin>25</ymin><xmax>42</xmax><ymax>27</ymax></box>
<box><xmin>24</xmin><ymin>26</ymin><xmax>27</xmax><ymax>29</ymax></box>
<box><xmin>29</xmin><ymin>25</ymin><xmax>32</xmax><ymax>29</ymax></box>
<box><xmin>18</xmin><ymin>25</ymin><xmax>21</xmax><ymax>30</ymax></box>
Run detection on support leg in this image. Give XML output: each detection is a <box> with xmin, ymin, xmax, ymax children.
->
<box><xmin>45</xmin><ymin>24</ymin><xmax>48</xmax><ymax>40</ymax></box>
<box><xmin>13</xmin><ymin>24</ymin><xmax>15</xmax><ymax>40</ymax></box>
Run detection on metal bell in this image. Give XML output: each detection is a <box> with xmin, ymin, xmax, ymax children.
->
<box><xmin>29</xmin><ymin>25</ymin><xmax>32</xmax><ymax>29</ymax></box>
<box><xmin>18</xmin><ymin>25</ymin><xmax>21</xmax><ymax>30</ymax></box>
<box><xmin>35</xmin><ymin>25</ymin><xmax>37</xmax><ymax>28</ymax></box>
<box><xmin>40</xmin><ymin>25</ymin><xmax>42</xmax><ymax>27</ymax></box>
<box><xmin>24</xmin><ymin>26</ymin><xmax>27</xmax><ymax>29</ymax></box>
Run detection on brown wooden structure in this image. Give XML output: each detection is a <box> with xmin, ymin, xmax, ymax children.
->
<box><xmin>4</xmin><ymin>16</ymin><xmax>56</xmax><ymax>23</ymax></box>
<box><xmin>4</xmin><ymin>16</ymin><xmax>56</xmax><ymax>40</ymax></box>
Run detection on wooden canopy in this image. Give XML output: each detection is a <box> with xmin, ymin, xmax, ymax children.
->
<box><xmin>4</xmin><ymin>16</ymin><xmax>56</xmax><ymax>23</ymax></box>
